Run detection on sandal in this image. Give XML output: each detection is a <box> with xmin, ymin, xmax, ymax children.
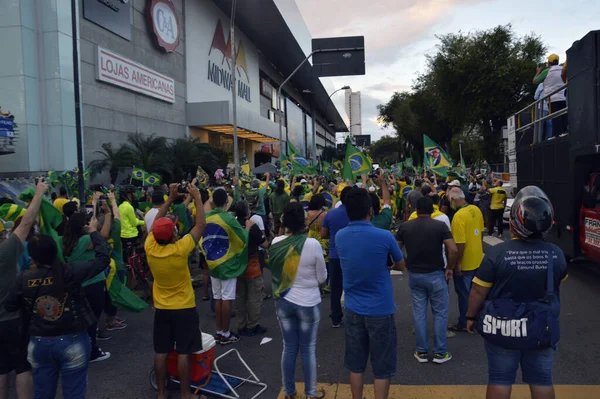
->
<box><xmin>447</xmin><ymin>324</ymin><xmax>468</xmax><ymax>332</ymax></box>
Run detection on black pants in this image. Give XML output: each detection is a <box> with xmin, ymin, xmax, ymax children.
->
<box><xmin>83</xmin><ymin>281</ymin><xmax>105</xmax><ymax>356</ymax></box>
<box><xmin>491</xmin><ymin>209</ymin><xmax>504</xmax><ymax>236</ymax></box>
<box><xmin>329</xmin><ymin>258</ymin><xmax>343</xmax><ymax>325</ymax></box>
<box><xmin>550</xmin><ymin>100</ymin><xmax>568</xmax><ymax>137</ymax></box>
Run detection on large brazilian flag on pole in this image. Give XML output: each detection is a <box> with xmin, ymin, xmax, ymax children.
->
<box><xmin>200</xmin><ymin>208</ymin><xmax>249</xmax><ymax>280</ymax></box>
<box><xmin>423</xmin><ymin>134</ymin><xmax>452</xmax><ymax>177</ymax></box>
<box><xmin>342</xmin><ymin>137</ymin><xmax>372</xmax><ymax>180</ymax></box>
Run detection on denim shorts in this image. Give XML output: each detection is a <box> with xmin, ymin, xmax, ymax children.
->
<box><xmin>344</xmin><ymin>309</ymin><xmax>396</xmax><ymax>379</ymax></box>
<box><xmin>485</xmin><ymin>341</ymin><xmax>555</xmax><ymax>386</ymax></box>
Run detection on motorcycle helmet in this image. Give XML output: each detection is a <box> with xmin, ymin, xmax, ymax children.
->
<box><xmin>510</xmin><ymin>186</ymin><xmax>554</xmax><ymax>240</ymax></box>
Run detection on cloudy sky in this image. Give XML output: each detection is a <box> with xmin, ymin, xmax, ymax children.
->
<box><xmin>296</xmin><ymin>0</ymin><xmax>599</xmax><ymax>142</ymax></box>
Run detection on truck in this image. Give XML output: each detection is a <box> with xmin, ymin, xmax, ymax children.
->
<box><xmin>508</xmin><ymin>30</ymin><xmax>600</xmax><ymax>262</ymax></box>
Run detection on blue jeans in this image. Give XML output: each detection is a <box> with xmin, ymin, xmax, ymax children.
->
<box><xmin>485</xmin><ymin>341</ymin><xmax>555</xmax><ymax>386</ymax></box>
<box><xmin>28</xmin><ymin>332</ymin><xmax>91</xmax><ymax>399</ymax></box>
<box><xmin>276</xmin><ymin>299</ymin><xmax>321</xmax><ymax>396</ymax></box>
<box><xmin>329</xmin><ymin>258</ymin><xmax>343</xmax><ymax>325</ymax></box>
<box><xmin>453</xmin><ymin>269</ymin><xmax>476</xmax><ymax>329</ymax></box>
<box><xmin>409</xmin><ymin>270</ymin><xmax>449</xmax><ymax>354</ymax></box>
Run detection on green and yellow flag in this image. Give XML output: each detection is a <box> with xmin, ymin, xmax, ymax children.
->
<box><xmin>0</xmin><ymin>203</ymin><xmax>25</xmax><ymax>222</ymax></box>
<box><xmin>342</xmin><ymin>138</ymin><xmax>372</xmax><ymax>180</ymax></box>
<box><xmin>196</xmin><ymin>166</ymin><xmax>209</xmax><ymax>186</ymax></box>
<box><xmin>267</xmin><ymin>234</ymin><xmax>307</xmax><ymax>299</ymax></box>
<box><xmin>288</xmin><ymin>142</ymin><xmax>313</xmax><ymax>175</ymax></box>
<box><xmin>280</xmin><ymin>152</ymin><xmax>293</xmax><ymax>174</ymax></box>
<box><xmin>144</xmin><ymin>174</ymin><xmax>161</xmax><ymax>186</ymax></box>
<box><xmin>423</xmin><ymin>135</ymin><xmax>452</xmax><ymax>177</ymax></box>
<box><xmin>132</xmin><ymin>168</ymin><xmax>146</xmax><ymax>181</ymax></box>
<box><xmin>333</xmin><ymin>159</ymin><xmax>343</xmax><ymax>171</ymax></box>
<box><xmin>171</xmin><ymin>202</ymin><xmax>192</xmax><ymax>235</ymax></box>
<box><xmin>200</xmin><ymin>208</ymin><xmax>249</xmax><ymax>280</ymax></box>
<box><xmin>240</xmin><ymin>154</ymin><xmax>251</xmax><ymax>177</ymax></box>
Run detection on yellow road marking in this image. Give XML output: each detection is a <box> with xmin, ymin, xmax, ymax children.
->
<box><xmin>278</xmin><ymin>383</ymin><xmax>600</xmax><ymax>398</ymax></box>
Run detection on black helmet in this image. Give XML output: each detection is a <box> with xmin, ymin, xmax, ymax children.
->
<box><xmin>509</xmin><ymin>186</ymin><xmax>554</xmax><ymax>240</ymax></box>
<box><xmin>120</xmin><ymin>185</ymin><xmax>137</xmax><ymax>195</ymax></box>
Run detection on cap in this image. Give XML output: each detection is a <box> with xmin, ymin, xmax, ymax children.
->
<box><xmin>547</xmin><ymin>54</ymin><xmax>559</xmax><ymax>63</ymax></box>
<box><xmin>300</xmin><ymin>179</ymin><xmax>308</xmax><ymax>184</ymax></box>
<box><xmin>152</xmin><ymin>217</ymin><xmax>177</xmax><ymax>242</ymax></box>
<box><xmin>448</xmin><ymin>180</ymin><xmax>461</xmax><ymax>187</ymax></box>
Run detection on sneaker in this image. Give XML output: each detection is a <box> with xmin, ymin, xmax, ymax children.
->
<box><xmin>250</xmin><ymin>325</ymin><xmax>267</xmax><ymax>335</ymax></box>
<box><xmin>220</xmin><ymin>333</ymin><xmax>240</xmax><ymax>345</ymax></box>
<box><xmin>214</xmin><ymin>332</ymin><xmax>223</xmax><ymax>342</ymax></box>
<box><xmin>105</xmin><ymin>320</ymin><xmax>127</xmax><ymax>331</ymax></box>
<box><xmin>238</xmin><ymin>328</ymin><xmax>251</xmax><ymax>336</ymax></box>
<box><xmin>432</xmin><ymin>352</ymin><xmax>452</xmax><ymax>364</ymax></box>
<box><xmin>90</xmin><ymin>350</ymin><xmax>111</xmax><ymax>363</ymax></box>
<box><xmin>114</xmin><ymin>316</ymin><xmax>126</xmax><ymax>323</ymax></box>
<box><xmin>332</xmin><ymin>321</ymin><xmax>343</xmax><ymax>328</ymax></box>
<box><xmin>96</xmin><ymin>331</ymin><xmax>112</xmax><ymax>341</ymax></box>
<box><xmin>414</xmin><ymin>352</ymin><xmax>428</xmax><ymax>363</ymax></box>
<box><xmin>446</xmin><ymin>330</ymin><xmax>456</xmax><ymax>339</ymax></box>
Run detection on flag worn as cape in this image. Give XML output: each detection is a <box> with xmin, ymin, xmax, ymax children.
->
<box><xmin>423</xmin><ymin>134</ymin><xmax>452</xmax><ymax>177</ymax></box>
<box><xmin>200</xmin><ymin>209</ymin><xmax>249</xmax><ymax>280</ymax></box>
<box><xmin>20</xmin><ymin>189</ymin><xmax>65</xmax><ymax>262</ymax></box>
<box><xmin>342</xmin><ymin>138</ymin><xmax>372</xmax><ymax>180</ymax></box>
<box><xmin>267</xmin><ymin>234</ymin><xmax>307</xmax><ymax>299</ymax></box>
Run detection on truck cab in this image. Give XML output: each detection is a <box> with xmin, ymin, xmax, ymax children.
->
<box><xmin>580</xmin><ymin>172</ymin><xmax>600</xmax><ymax>263</ymax></box>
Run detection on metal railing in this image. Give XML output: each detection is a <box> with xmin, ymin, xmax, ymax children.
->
<box><xmin>514</xmin><ymin>83</ymin><xmax>568</xmax><ymax>144</ymax></box>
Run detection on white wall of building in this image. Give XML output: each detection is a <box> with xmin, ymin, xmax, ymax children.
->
<box><xmin>185</xmin><ymin>0</ymin><xmax>260</xmax><ymax>115</ymax></box>
<box><xmin>345</xmin><ymin>89</ymin><xmax>362</xmax><ymax>138</ymax></box>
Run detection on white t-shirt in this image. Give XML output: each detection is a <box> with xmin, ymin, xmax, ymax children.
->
<box><xmin>271</xmin><ymin>236</ymin><xmax>327</xmax><ymax>307</ymax></box>
<box><xmin>144</xmin><ymin>208</ymin><xmax>160</xmax><ymax>232</ymax></box>
<box><xmin>334</xmin><ymin>201</ymin><xmax>343</xmax><ymax>209</ymax></box>
<box><xmin>434</xmin><ymin>213</ymin><xmax>451</xmax><ymax>268</ymax></box>
<box><xmin>250</xmin><ymin>214</ymin><xmax>265</xmax><ymax>231</ymax></box>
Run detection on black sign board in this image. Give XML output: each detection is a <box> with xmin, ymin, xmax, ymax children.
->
<box><xmin>83</xmin><ymin>0</ymin><xmax>131</xmax><ymax>41</ymax></box>
<box><xmin>354</xmin><ymin>134</ymin><xmax>371</xmax><ymax>147</ymax></box>
<box><xmin>312</xmin><ymin>36</ymin><xmax>365</xmax><ymax>77</ymax></box>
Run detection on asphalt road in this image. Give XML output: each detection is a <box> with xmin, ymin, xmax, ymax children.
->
<box><xmin>7</xmin><ymin>238</ymin><xmax>600</xmax><ymax>398</ymax></box>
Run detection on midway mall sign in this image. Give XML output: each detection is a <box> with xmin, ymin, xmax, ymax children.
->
<box><xmin>207</xmin><ymin>60</ymin><xmax>251</xmax><ymax>102</ymax></box>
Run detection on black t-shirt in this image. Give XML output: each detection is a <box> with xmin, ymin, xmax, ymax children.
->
<box><xmin>474</xmin><ymin>240</ymin><xmax>568</xmax><ymax>302</ymax></box>
<box><xmin>396</xmin><ymin>217</ymin><xmax>453</xmax><ymax>273</ymax></box>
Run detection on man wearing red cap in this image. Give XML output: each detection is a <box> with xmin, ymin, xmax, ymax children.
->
<box><xmin>145</xmin><ymin>183</ymin><xmax>206</xmax><ymax>399</ymax></box>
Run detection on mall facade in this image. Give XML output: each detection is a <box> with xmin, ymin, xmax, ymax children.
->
<box><xmin>0</xmin><ymin>0</ymin><xmax>346</xmax><ymax>175</ymax></box>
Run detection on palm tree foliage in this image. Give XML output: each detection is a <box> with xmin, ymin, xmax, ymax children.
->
<box><xmin>87</xmin><ymin>133</ymin><xmax>228</xmax><ymax>184</ymax></box>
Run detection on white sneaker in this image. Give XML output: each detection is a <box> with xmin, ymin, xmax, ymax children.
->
<box><xmin>90</xmin><ymin>350</ymin><xmax>111</xmax><ymax>363</ymax></box>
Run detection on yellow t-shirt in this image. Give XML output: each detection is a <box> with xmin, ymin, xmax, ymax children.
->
<box><xmin>145</xmin><ymin>233</ymin><xmax>197</xmax><ymax>310</ymax></box>
<box><xmin>489</xmin><ymin>187</ymin><xmax>508</xmax><ymax>210</ymax></box>
<box><xmin>451</xmin><ymin>204</ymin><xmax>484</xmax><ymax>271</ymax></box>
<box><xmin>53</xmin><ymin>198</ymin><xmax>70</xmax><ymax>214</ymax></box>
<box><xmin>408</xmin><ymin>205</ymin><xmax>444</xmax><ymax>220</ymax></box>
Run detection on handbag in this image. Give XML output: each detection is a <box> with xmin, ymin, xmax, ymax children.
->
<box><xmin>476</xmin><ymin>243</ymin><xmax>560</xmax><ymax>350</ymax></box>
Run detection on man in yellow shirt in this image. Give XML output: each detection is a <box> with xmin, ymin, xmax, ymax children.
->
<box><xmin>118</xmin><ymin>185</ymin><xmax>146</xmax><ymax>259</ymax></box>
<box><xmin>145</xmin><ymin>182</ymin><xmax>206</xmax><ymax>399</ymax></box>
<box><xmin>488</xmin><ymin>180</ymin><xmax>508</xmax><ymax>238</ymax></box>
<box><xmin>447</xmin><ymin>187</ymin><xmax>484</xmax><ymax>332</ymax></box>
<box><xmin>52</xmin><ymin>187</ymin><xmax>70</xmax><ymax>214</ymax></box>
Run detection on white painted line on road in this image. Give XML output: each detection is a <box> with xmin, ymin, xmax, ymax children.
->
<box><xmin>484</xmin><ymin>236</ymin><xmax>504</xmax><ymax>247</ymax></box>
<box><xmin>390</xmin><ymin>270</ymin><xmax>404</xmax><ymax>275</ymax></box>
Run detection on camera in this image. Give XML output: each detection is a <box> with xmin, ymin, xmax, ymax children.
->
<box><xmin>178</xmin><ymin>182</ymin><xmax>188</xmax><ymax>193</ymax></box>
<box><xmin>99</xmin><ymin>194</ymin><xmax>109</xmax><ymax>201</ymax></box>
<box><xmin>368</xmin><ymin>168</ymin><xmax>381</xmax><ymax>179</ymax></box>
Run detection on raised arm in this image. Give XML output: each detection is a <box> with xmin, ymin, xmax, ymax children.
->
<box><xmin>187</xmin><ymin>184</ymin><xmax>206</xmax><ymax>242</ymax></box>
<box><xmin>376</xmin><ymin>170</ymin><xmax>390</xmax><ymax>206</ymax></box>
<box><xmin>108</xmin><ymin>192</ymin><xmax>120</xmax><ymax>220</ymax></box>
<box><xmin>99</xmin><ymin>200</ymin><xmax>113</xmax><ymax>239</ymax></box>
<box><xmin>156</xmin><ymin>183</ymin><xmax>179</xmax><ymax>220</ymax></box>
<box><xmin>13</xmin><ymin>179</ymin><xmax>48</xmax><ymax>244</ymax></box>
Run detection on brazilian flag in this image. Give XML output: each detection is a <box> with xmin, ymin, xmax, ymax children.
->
<box><xmin>132</xmin><ymin>168</ymin><xmax>146</xmax><ymax>181</ymax></box>
<box><xmin>200</xmin><ymin>208</ymin><xmax>249</xmax><ymax>280</ymax></box>
<box><xmin>171</xmin><ymin>202</ymin><xmax>192</xmax><ymax>235</ymax></box>
<box><xmin>196</xmin><ymin>166</ymin><xmax>209</xmax><ymax>186</ymax></box>
<box><xmin>333</xmin><ymin>159</ymin><xmax>343</xmax><ymax>171</ymax></box>
<box><xmin>46</xmin><ymin>170</ymin><xmax>61</xmax><ymax>187</ymax></box>
<box><xmin>0</xmin><ymin>203</ymin><xmax>25</xmax><ymax>222</ymax></box>
<box><xmin>144</xmin><ymin>174</ymin><xmax>161</xmax><ymax>186</ymax></box>
<box><xmin>288</xmin><ymin>142</ymin><xmax>312</xmax><ymax>174</ymax></box>
<box><xmin>267</xmin><ymin>234</ymin><xmax>306</xmax><ymax>298</ymax></box>
<box><xmin>322</xmin><ymin>191</ymin><xmax>337</xmax><ymax>210</ymax></box>
<box><xmin>423</xmin><ymin>134</ymin><xmax>452</xmax><ymax>177</ymax></box>
<box><xmin>342</xmin><ymin>137</ymin><xmax>372</xmax><ymax>180</ymax></box>
<box><xmin>403</xmin><ymin>157</ymin><xmax>414</xmax><ymax>171</ymax></box>
<box><xmin>280</xmin><ymin>152</ymin><xmax>293</xmax><ymax>174</ymax></box>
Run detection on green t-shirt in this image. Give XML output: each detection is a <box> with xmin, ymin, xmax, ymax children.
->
<box><xmin>270</xmin><ymin>192</ymin><xmax>290</xmax><ymax>216</ymax></box>
<box><xmin>108</xmin><ymin>219</ymin><xmax>125</xmax><ymax>271</ymax></box>
<box><xmin>534</xmin><ymin>68</ymin><xmax>549</xmax><ymax>84</ymax></box>
<box><xmin>60</xmin><ymin>235</ymin><xmax>106</xmax><ymax>287</ymax></box>
<box><xmin>372</xmin><ymin>206</ymin><xmax>393</xmax><ymax>231</ymax></box>
<box><xmin>255</xmin><ymin>187</ymin><xmax>267</xmax><ymax>216</ymax></box>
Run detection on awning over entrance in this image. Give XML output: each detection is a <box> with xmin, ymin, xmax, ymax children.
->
<box><xmin>186</xmin><ymin>101</ymin><xmax>284</xmax><ymax>143</ymax></box>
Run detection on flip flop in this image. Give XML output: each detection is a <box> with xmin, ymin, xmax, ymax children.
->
<box><xmin>447</xmin><ymin>324</ymin><xmax>468</xmax><ymax>332</ymax></box>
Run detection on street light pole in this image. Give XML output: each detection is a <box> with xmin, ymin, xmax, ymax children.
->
<box><xmin>458</xmin><ymin>139</ymin><xmax>464</xmax><ymax>167</ymax></box>
<box><xmin>230</xmin><ymin>0</ymin><xmax>239</xmax><ymax>180</ymax></box>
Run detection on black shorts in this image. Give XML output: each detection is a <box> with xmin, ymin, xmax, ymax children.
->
<box><xmin>153</xmin><ymin>308</ymin><xmax>202</xmax><ymax>354</ymax></box>
<box><xmin>0</xmin><ymin>318</ymin><xmax>31</xmax><ymax>375</ymax></box>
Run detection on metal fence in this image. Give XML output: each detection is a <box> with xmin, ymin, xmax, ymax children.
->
<box><xmin>514</xmin><ymin>83</ymin><xmax>568</xmax><ymax>144</ymax></box>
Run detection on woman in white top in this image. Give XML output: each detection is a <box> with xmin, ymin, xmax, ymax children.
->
<box><xmin>269</xmin><ymin>202</ymin><xmax>327</xmax><ymax>399</ymax></box>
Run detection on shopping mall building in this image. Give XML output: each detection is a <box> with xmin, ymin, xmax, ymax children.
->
<box><xmin>0</xmin><ymin>0</ymin><xmax>346</xmax><ymax>175</ymax></box>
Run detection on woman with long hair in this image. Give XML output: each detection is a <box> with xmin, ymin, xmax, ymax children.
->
<box><xmin>269</xmin><ymin>203</ymin><xmax>327</xmax><ymax>399</ymax></box>
<box><xmin>60</xmin><ymin>209</ymin><xmax>113</xmax><ymax>363</ymax></box>
<box><xmin>5</xmin><ymin>223</ymin><xmax>111</xmax><ymax>399</ymax></box>
<box><xmin>306</xmin><ymin>194</ymin><xmax>330</xmax><ymax>292</ymax></box>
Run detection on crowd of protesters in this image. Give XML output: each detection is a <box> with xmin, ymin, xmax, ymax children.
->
<box><xmin>0</xmin><ymin>166</ymin><xmax>566</xmax><ymax>399</ymax></box>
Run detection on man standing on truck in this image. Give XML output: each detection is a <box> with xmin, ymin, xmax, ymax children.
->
<box><xmin>533</xmin><ymin>54</ymin><xmax>568</xmax><ymax>139</ymax></box>
<box><xmin>488</xmin><ymin>180</ymin><xmax>508</xmax><ymax>238</ymax></box>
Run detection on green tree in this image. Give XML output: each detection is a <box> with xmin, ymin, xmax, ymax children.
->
<box><xmin>123</xmin><ymin>133</ymin><xmax>171</xmax><ymax>178</ymax></box>
<box><xmin>87</xmin><ymin>142</ymin><xmax>133</xmax><ymax>185</ymax></box>
<box><xmin>369</xmin><ymin>135</ymin><xmax>401</xmax><ymax>165</ymax></box>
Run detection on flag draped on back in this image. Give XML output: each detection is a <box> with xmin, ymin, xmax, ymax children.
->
<box><xmin>267</xmin><ymin>234</ymin><xmax>307</xmax><ymax>299</ymax></box>
<box><xmin>423</xmin><ymin>135</ymin><xmax>452</xmax><ymax>177</ymax></box>
<box><xmin>342</xmin><ymin>138</ymin><xmax>372</xmax><ymax>180</ymax></box>
<box><xmin>200</xmin><ymin>208</ymin><xmax>249</xmax><ymax>280</ymax></box>
<box><xmin>19</xmin><ymin>188</ymin><xmax>65</xmax><ymax>262</ymax></box>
